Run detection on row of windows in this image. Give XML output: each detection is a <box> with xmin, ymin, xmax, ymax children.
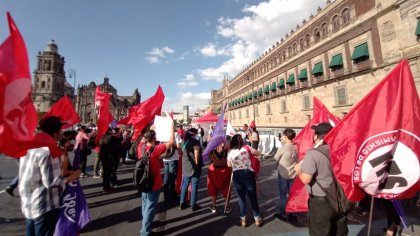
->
<box><xmin>229</xmin><ymin>86</ymin><xmax>348</xmax><ymax>121</ymax></box>
<box><xmin>229</xmin><ymin>8</ymin><xmax>351</xmax><ymax>92</ymax></box>
<box><xmin>228</xmin><ymin>41</ymin><xmax>368</xmax><ymax>107</ymax></box>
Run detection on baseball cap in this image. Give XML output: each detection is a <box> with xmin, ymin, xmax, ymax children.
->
<box><xmin>311</xmin><ymin>122</ymin><xmax>333</xmax><ymax>135</ymax></box>
<box><xmin>38</xmin><ymin>116</ymin><xmax>66</xmax><ymax>133</ymax></box>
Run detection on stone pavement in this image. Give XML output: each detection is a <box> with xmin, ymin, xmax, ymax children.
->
<box><xmin>0</xmin><ymin>153</ymin><xmax>419</xmax><ymax>236</ymax></box>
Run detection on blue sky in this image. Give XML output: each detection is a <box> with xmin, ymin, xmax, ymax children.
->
<box><xmin>0</xmin><ymin>0</ymin><xmax>325</xmax><ymax>113</ymax></box>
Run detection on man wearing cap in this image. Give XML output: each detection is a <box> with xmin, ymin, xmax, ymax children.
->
<box><xmin>19</xmin><ymin>116</ymin><xmax>80</xmax><ymax>236</ymax></box>
<box><xmin>293</xmin><ymin>122</ymin><xmax>348</xmax><ymax>236</ymax></box>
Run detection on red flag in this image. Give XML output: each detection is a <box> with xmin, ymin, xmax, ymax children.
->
<box><xmin>130</xmin><ymin>86</ymin><xmax>165</xmax><ymax>139</ymax></box>
<box><xmin>249</xmin><ymin>120</ymin><xmax>256</xmax><ymax>129</ymax></box>
<box><xmin>94</xmin><ymin>86</ymin><xmax>113</xmax><ymax>144</ymax></box>
<box><xmin>286</xmin><ymin>97</ymin><xmax>340</xmax><ymax>213</ymax></box>
<box><xmin>169</xmin><ymin>111</ymin><xmax>174</xmax><ymax>119</ymax></box>
<box><xmin>324</xmin><ymin>60</ymin><xmax>420</xmax><ymax>201</ymax></box>
<box><xmin>95</xmin><ymin>86</ymin><xmax>110</xmax><ymax>110</ymax></box>
<box><xmin>117</xmin><ymin>106</ymin><xmax>136</xmax><ymax>125</ymax></box>
<box><xmin>43</xmin><ymin>95</ymin><xmax>80</xmax><ymax>129</ymax></box>
<box><xmin>0</xmin><ymin>13</ymin><xmax>38</xmax><ymax>154</ymax></box>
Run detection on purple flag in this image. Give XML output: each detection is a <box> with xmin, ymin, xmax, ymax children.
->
<box><xmin>54</xmin><ymin>147</ymin><xmax>91</xmax><ymax>236</ymax></box>
<box><xmin>391</xmin><ymin>200</ymin><xmax>409</xmax><ymax>229</ymax></box>
<box><xmin>203</xmin><ymin>107</ymin><xmax>226</xmax><ymax>162</ymax></box>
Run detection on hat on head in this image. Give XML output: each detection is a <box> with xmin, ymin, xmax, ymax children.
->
<box><xmin>38</xmin><ymin>116</ymin><xmax>66</xmax><ymax>134</ymax></box>
<box><xmin>311</xmin><ymin>122</ymin><xmax>333</xmax><ymax>135</ymax></box>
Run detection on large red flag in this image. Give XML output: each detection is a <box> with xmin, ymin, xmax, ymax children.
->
<box><xmin>117</xmin><ymin>106</ymin><xmax>136</xmax><ymax>125</ymax></box>
<box><xmin>0</xmin><ymin>12</ymin><xmax>37</xmax><ymax>154</ymax></box>
<box><xmin>130</xmin><ymin>86</ymin><xmax>165</xmax><ymax>139</ymax></box>
<box><xmin>324</xmin><ymin>60</ymin><xmax>420</xmax><ymax>201</ymax></box>
<box><xmin>94</xmin><ymin>86</ymin><xmax>113</xmax><ymax>144</ymax></box>
<box><xmin>286</xmin><ymin>97</ymin><xmax>340</xmax><ymax>213</ymax></box>
<box><xmin>43</xmin><ymin>95</ymin><xmax>80</xmax><ymax>129</ymax></box>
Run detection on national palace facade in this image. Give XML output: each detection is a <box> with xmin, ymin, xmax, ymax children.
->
<box><xmin>210</xmin><ymin>0</ymin><xmax>420</xmax><ymax>130</ymax></box>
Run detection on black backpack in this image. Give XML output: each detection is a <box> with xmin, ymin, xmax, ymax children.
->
<box><xmin>313</xmin><ymin>147</ymin><xmax>356</xmax><ymax>214</ymax></box>
<box><xmin>133</xmin><ymin>144</ymin><xmax>155</xmax><ymax>192</ymax></box>
<box><xmin>160</xmin><ymin>143</ymin><xmax>177</xmax><ymax>159</ymax></box>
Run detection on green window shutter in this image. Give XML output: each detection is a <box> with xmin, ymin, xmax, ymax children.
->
<box><xmin>298</xmin><ymin>69</ymin><xmax>308</xmax><ymax>80</ymax></box>
<box><xmin>312</xmin><ymin>62</ymin><xmax>324</xmax><ymax>75</ymax></box>
<box><xmin>264</xmin><ymin>85</ymin><xmax>270</xmax><ymax>93</ymax></box>
<box><xmin>278</xmin><ymin>79</ymin><xmax>285</xmax><ymax>88</ymax></box>
<box><xmin>253</xmin><ymin>91</ymin><xmax>258</xmax><ymax>98</ymax></box>
<box><xmin>329</xmin><ymin>54</ymin><xmax>343</xmax><ymax>68</ymax></box>
<box><xmin>271</xmin><ymin>82</ymin><xmax>277</xmax><ymax>90</ymax></box>
<box><xmin>351</xmin><ymin>43</ymin><xmax>369</xmax><ymax>60</ymax></box>
<box><xmin>416</xmin><ymin>18</ymin><xmax>420</xmax><ymax>36</ymax></box>
<box><xmin>258</xmin><ymin>88</ymin><xmax>263</xmax><ymax>96</ymax></box>
<box><xmin>286</xmin><ymin>74</ymin><xmax>295</xmax><ymax>85</ymax></box>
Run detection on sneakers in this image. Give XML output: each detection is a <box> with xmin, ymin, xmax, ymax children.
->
<box><xmin>209</xmin><ymin>205</ymin><xmax>216</xmax><ymax>214</ymax></box>
<box><xmin>191</xmin><ymin>204</ymin><xmax>202</xmax><ymax>212</ymax></box>
<box><xmin>239</xmin><ymin>219</ymin><xmax>247</xmax><ymax>228</ymax></box>
<box><xmin>5</xmin><ymin>187</ymin><xmax>14</xmax><ymax>197</ymax></box>
<box><xmin>255</xmin><ymin>218</ymin><xmax>263</xmax><ymax>227</ymax></box>
<box><xmin>80</xmin><ymin>173</ymin><xmax>89</xmax><ymax>178</ymax></box>
<box><xmin>179</xmin><ymin>203</ymin><xmax>189</xmax><ymax>210</ymax></box>
<box><xmin>93</xmin><ymin>175</ymin><xmax>101</xmax><ymax>179</ymax></box>
<box><xmin>224</xmin><ymin>206</ymin><xmax>232</xmax><ymax>214</ymax></box>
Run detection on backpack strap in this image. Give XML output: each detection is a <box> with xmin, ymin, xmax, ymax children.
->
<box><xmin>311</xmin><ymin>147</ymin><xmax>335</xmax><ymax>195</ymax></box>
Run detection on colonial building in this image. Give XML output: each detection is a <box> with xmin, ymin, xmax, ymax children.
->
<box><xmin>32</xmin><ymin>40</ymin><xmax>75</xmax><ymax>113</ymax></box>
<box><xmin>210</xmin><ymin>0</ymin><xmax>420</xmax><ymax>131</ymax></box>
<box><xmin>76</xmin><ymin>77</ymin><xmax>141</xmax><ymax>124</ymax></box>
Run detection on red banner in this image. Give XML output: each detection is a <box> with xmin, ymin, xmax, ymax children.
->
<box><xmin>324</xmin><ymin>60</ymin><xmax>420</xmax><ymax>201</ymax></box>
<box><xmin>43</xmin><ymin>95</ymin><xmax>80</xmax><ymax>129</ymax></box>
<box><xmin>0</xmin><ymin>13</ymin><xmax>37</xmax><ymax>156</ymax></box>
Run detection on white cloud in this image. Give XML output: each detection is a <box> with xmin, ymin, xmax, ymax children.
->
<box><xmin>163</xmin><ymin>92</ymin><xmax>211</xmax><ymax>113</ymax></box>
<box><xmin>145</xmin><ymin>46</ymin><xmax>175</xmax><ymax>64</ymax></box>
<box><xmin>199</xmin><ymin>0</ymin><xmax>325</xmax><ymax>81</ymax></box>
<box><xmin>177</xmin><ymin>74</ymin><xmax>199</xmax><ymax>88</ymax></box>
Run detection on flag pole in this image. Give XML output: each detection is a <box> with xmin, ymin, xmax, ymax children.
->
<box><xmin>224</xmin><ymin>170</ymin><xmax>233</xmax><ymax>214</ymax></box>
<box><xmin>367</xmin><ymin>197</ymin><xmax>375</xmax><ymax>236</ymax></box>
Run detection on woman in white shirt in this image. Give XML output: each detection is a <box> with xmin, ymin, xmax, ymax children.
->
<box><xmin>227</xmin><ymin>134</ymin><xmax>262</xmax><ymax>228</ymax></box>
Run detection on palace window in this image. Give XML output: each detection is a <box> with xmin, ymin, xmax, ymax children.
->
<box><xmin>314</xmin><ymin>28</ymin><xmax>321</xmax><ymax>43</ymax></box>
<box><xmin>305</xmin><ymin>34</ymin><xmax>311</xmax><ymax>48</ymax></box>
<box><xmin>342</xmin><ymin>8</ymin><xmax>350</xmax><ymax>25</ymax></box>
<box><xmin>280</xmin><ymin>100</ymin><xmax>287</xmax><ymax>113</ymax></box>
<box><xmin>351</xmin><ymin>42</ymin><xmax>370</xmax><ymax>64</ymax></box>
<box><xmin>335</xmin><ymin>86</ymin><xmax>348</xmax><ymax>106</ymax></box>
<box><xmin>321</xmin><ymin>23</ymin><xmax>328</xmax><ymax>38</ymax></box>
<box><xmin>266</xmin><ymin>103</ymin><xmax>271</xmax><ymax>115</ymax></box>
<box><xmin>299</xmin><ymin>38</ymin><xmax>305</xmax><ymax>52</ymax></box>
<box><xmin>41</xmin><ymin>81</ymin><xmax>46</xmax><ymax>89</ymax></box>
<box><xmin>332</xmin><ymin>15</ymin><xmax>340</xmax><ymax>32</ymax></box>
<box><xmin>303</xmin><ymin>95</ymin><xmax>311</xmax><ymax>110</ymax></box>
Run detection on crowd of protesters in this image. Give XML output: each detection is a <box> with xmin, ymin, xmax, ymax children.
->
<box><xmin>3</xmin><ymin>115</ymin><xmax>419</xmax><ymax>236</ymax></box>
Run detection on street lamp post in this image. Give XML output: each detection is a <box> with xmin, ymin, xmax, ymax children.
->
<box><xmin>67</xmin><ymin>69</ymin><xmax>76</xmax><ymax>96</ymax></box>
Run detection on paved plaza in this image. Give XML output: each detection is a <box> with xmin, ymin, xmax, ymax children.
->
<box><xmin>0</xmin><ymin>153</ymin><xmax>419</xmax><ymax>236</ymax></box>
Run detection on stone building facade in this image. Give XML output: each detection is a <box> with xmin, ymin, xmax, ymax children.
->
<box><xmin>32</xmin><ymin>40</ymin><xmax>75</xmax><ymax>113</ymax></box>
<box><xmin>76</xmin><ymin>77</ymin><xmax>141</xmax><ymax>124</ymax></box>
<box><xmin>210</xmin><ymin>0</ymin><xmax>420</xmax><ymax>130</ymax></box>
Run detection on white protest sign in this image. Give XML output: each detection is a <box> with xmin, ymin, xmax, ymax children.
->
<box><xmin>154</xmin><ymin>115</ymin><xmax>172</xmax><ymax>142</ymax></box>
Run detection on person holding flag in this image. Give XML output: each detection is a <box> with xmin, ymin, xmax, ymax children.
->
<box><xmin>19</xmin><ymin>116</ymin><xmax>81</xmax><ymax>236</ymax></box>
<box><xmin>293</xmin><ymin>123</ymin><xmax>348</xmax><ymax>236</ymax></box>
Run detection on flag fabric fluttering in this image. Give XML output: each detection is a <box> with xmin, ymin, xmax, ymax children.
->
<box><xmin>202</xmin><ymin>106</ymin><xmax>227</xmax><ymax>162</ymax></box>
<box><xmin>225</xmin><ymin>120</ymin><xmax>236</xmax><ymax>137</ymax></box>
<box><xmin>0</xmin><ymin>12</ymin><xmax>37</xmax><ymax>154</ymax></box>
<box><xmin>286</xmin><ymin>97</ymin><xmax>340</xmax><ymax>213</ymax></box>
<box><xmin>95</xmin><ymin>86</ymin><xmax>113</xmax><ymax>144</ymax></box>
<box><xmin>43</xmin><ymin>95</ymin><xmax>80</xmax><ymax>129</ymax></box>
<box><xmin>54</xmin><ymin>146</ymin><xmax>91</xmax><ymax>236</ymax></box>
<box><xmin>323</xmin><ymin>60</ymin><xmax>420</xmax><ymax>201</ymax></box>
<box><xmin>129</xmin><ymin>86</ymin><xmax>165</xmax><ymax>140</ymax></box>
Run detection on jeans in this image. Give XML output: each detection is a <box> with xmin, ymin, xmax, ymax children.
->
<box><xmin>80</xmin><ymin>151</ymin><xmax>88</xmax><ymax>174</ymax></box>
<box><xmin>308</xmin><ymin>196</ymin><xmax>348</xmax><ymax>236</ymax></box>
<box><xmin>233</xmin><ymin>169</ymin><xmax>261</xmax><ymax>220</ymax></box>
<box><xmin>93</xmin><ymin>152</ymin><xmax>101</xmax><ymax>176</ymax></box>
<box><xmin>278</xmin><ymin>175</ymin><xmax>294</xmax><ymax>217</ymax></box>
<box><xmin>180</xmin><ymin>168</ymin><xmax>201</xmax><ymax>207</ymax></box>
<box><xmin>163</xmin><ymin>161</ymin><xmax>178</xmax><ymax>202</ymax></box>
<box><xmin>140</xmin><ymin>189</ymin><xmax>161</xmax><ymax>236</ymax></box>
<box><xmin>102</xmin><ymin>158</ymin><xmax>113</xmax><ymax>190</ymax></box>
<box><xmin>25</xmin><ymin>208</ymin><xmax>60</xmax><ymax>236</ymax></box>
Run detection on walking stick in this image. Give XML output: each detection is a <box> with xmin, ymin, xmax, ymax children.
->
<box><xmin>367</xmin><ymin>197</ymin><xmax>375</xmax><ymax>236</ymax></box>
<box><xmin>224</xmin><ymin>170</ymin><xmax>234</xmax><ymax>214</ymax></box>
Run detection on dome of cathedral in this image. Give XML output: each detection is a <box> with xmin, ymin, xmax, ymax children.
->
<box><xmin>45</xmin><ymin>40</ymin><xmax>58</xmax><ymax>53</ymax></box>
